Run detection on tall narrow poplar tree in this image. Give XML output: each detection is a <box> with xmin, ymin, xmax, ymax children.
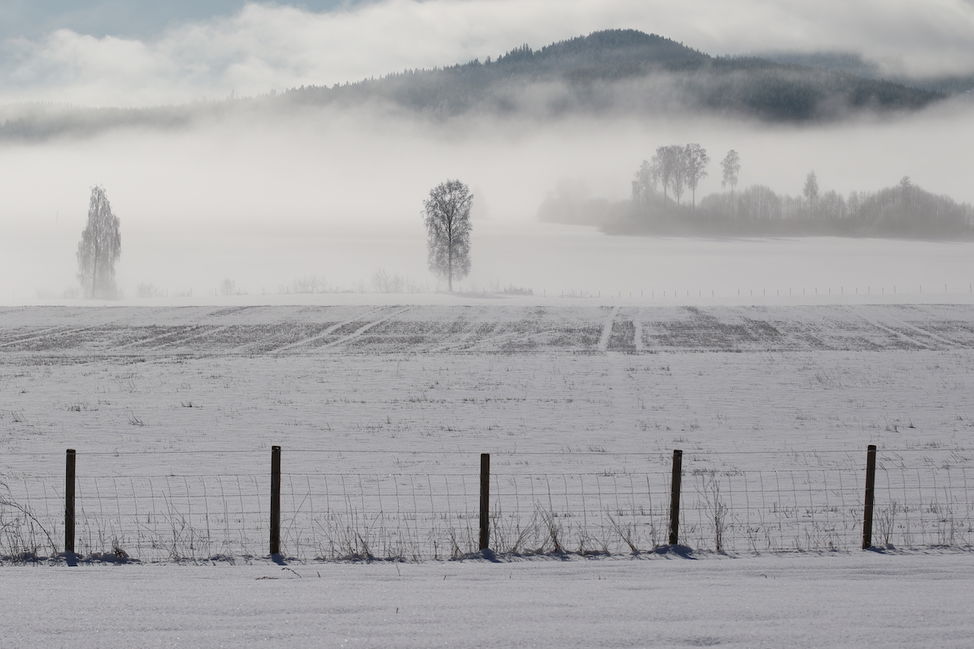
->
<box><xmin>77</xmin><ymin>186</ymin><xmax>121</xmax><ymax>298</ymax></box>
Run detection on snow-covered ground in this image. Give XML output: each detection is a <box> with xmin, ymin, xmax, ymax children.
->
<box><xmin>2</xmin><ymin>553</ymin><xmax>973</xmax><ymax>648</ymax></box>
<box><xmin>2</xmin><ymin>304</ymin><xmax>972</xmax><ymax>559</ymax></box>
<box><xmin>2</xmin><ymin>301</ymin><xmax>973</xmax><ymax>647</ymax></box>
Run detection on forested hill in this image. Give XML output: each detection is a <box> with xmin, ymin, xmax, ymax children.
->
<box><xmin>0</xmin><ymin>30</ymin><xmax>947</xmax><ymax>141</ymax></box>
<box><xmin>758</xmin><ymin>51</ymin><xmax>974</xmax><ymax>96</ymax></box>
<box><xmin>285</xmin><ymin>30</ymin><xmax>943</xmax><ymax>122</ymax></box>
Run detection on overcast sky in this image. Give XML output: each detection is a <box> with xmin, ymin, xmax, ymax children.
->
<box><xmin>0</xmin><ymin>1</ymin><xmax>352</xmax><ymax>38</ymax></box>
<box><xmin>2</xmin><ymin>0</ymin><xmax>974</xmax><ymax>107</ymax></box>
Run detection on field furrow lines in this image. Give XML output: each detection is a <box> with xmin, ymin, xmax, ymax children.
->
<box><xmin>269</xmin><ymin>306</ymin><xmax>390</xmax><ymax>354</ymax></box>
<box><xmin>846</xmin><ymin>305</ymin><xmax>935</xmax><ymax>350</ymax></box>
<box><xmin>312</xmin><ymin>306</ymin><xmax>415</xmax><ymax>351</ymax></box>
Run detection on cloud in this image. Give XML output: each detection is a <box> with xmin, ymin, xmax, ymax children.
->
<box><xmin>1</xmin><ymin>0</ymin><xmax>973</xmax><ymax>107</ymax></box>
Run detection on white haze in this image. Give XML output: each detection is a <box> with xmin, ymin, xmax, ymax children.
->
<box><xmin>1</xmin><ymin>99</ymin><xmax>973</xmax><ymax>302</ymax></box>
<box><xmin>1</xmin><ymin>0</ymin><xmax>974</xmax><ymax>107</ymax></box>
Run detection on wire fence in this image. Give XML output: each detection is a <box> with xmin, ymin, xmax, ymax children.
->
<box><xmin>1</xmin><ymin>447</ymin><xmax>972</xmax><ymax>562</ymax></box>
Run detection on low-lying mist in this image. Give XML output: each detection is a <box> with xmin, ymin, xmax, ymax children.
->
<box><xmin>2</xmin><ymin>99</ymin><xmax>973</xmax><ymax>302</ymax></box>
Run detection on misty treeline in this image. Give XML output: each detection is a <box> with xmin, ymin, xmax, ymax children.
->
<box><xmin>540</xmin><ymin>144</ymin><xmax>974</xmax><ymax>239</ymax></box>
<box><xmin>760</xmin><ymin>51</ymin><xmax>974</xmax><ymax>96</ymax></box>
<box><xmin>286</xmin><ymin>30</ymin><xmax>941</xmax><ymax>123</ymax></box>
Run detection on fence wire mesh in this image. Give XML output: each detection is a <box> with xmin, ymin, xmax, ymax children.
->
<box><xmin>1</xmin><ymin>448</ymin><xmax>972</xmax><ymax>561</ymax></box>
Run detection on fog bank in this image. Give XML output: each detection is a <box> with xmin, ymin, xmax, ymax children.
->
<box><xmin>1</xmin><ymin>101</ymin><xmax>972</xmax><ymax>302</ymax></box>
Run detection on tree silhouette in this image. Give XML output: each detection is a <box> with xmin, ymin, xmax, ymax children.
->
<box><xmin>77</xmin><ymin>186</ymin><xmax>121</xmax><ymax>299</ymax></box>
<box><xmin>721</xmin><ymin>150</ymin><xmax>741</xmax><ymax>193</ymax></box>
<box><xmin>424</xmin><ymin>180</ymin><xmax>473</xmax><ymax>292</ymax></box>
<box><xmin>684</xmin><ymin>143</ymin><xmax>710</xmax><ymax>209</ymax></box>
<box><xmin>803</xmin><ymin>171</ymin><xmax>820</xmax><ymax>209</ymax></box>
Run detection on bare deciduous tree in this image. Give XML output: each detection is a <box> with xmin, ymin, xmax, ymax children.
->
<box><xmin>77</xmin><ymin>186</ymin><xmax>121</xmax><ymax>299</ymax></box>
<box><xmin>424</xmin><ymin>179</ymin><xmax>473</xmax><ymax>292</ymax></box>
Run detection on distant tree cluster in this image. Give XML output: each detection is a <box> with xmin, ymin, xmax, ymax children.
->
<box><xmin>632</xmin><ymin>144</ymin><xmax>711</xmax><ymax>207</ymax></box>
<box><xmin>543</xmin><ymin>144</ymin><xmax>974</xmax><ymax>240</ymax></box>
<box><xmin>619</xmin><ymin>147</ymin><xmax>973</xmax><ymax>238</ymax></box>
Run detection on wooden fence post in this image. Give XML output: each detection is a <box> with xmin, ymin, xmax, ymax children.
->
<box><xmin>862</xmin><ymin>444</ymin><xmax>877</xmax><ymax>549</ymax></box>
<box><xmin>479</xmin><ymin>453</ymin><xmax>490</xmax><ymax>551</ymax></box>
<box><xmin>65</xmin><ymin>449</ymin><xmax>76</xmax><ymax>555</ymax></box>
<box><xmin>270</xmin><ymin>445</ymin><xmax>281</xmax><ymax>556</ymax></box>
<box><xmin>668</xmin><ymin>449</ymin><xmax>683</xmax><ymax>546</ymax></box>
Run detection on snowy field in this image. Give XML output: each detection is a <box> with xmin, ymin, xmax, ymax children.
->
<box><xmin>2</xmin><ymin>303</ymin><xmax>973</xmax><ymax>560</ymax></box>
<box><xmin>2</xmin><ymin>554</ymin><xmax>973</xmax><ymax>649</ymax></box>
<box><xmin>2</xmin><ymin>301</ymin><xmax>974</xmax><ymax>648</ymax></box>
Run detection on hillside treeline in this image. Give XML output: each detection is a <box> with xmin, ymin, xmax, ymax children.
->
<box><xmin>0</xmin><ymin>30</ymin><xmax>947</xmax><ymax>142</ymax></box>
<box><xmin>286</xmin><ymin>30</ymin><xmax>941</xmax><ymax>122</ymax></box>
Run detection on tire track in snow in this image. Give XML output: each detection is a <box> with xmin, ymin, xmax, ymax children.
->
<box><xmin>273</xmin><ymin>306</ymin><xmax>409</xmax><ymax>353</ymax></box>
<box><xmin>315</xmin><ymin>306</ymin><xmax>414</xmax><ymax>351</ymax></box>
<box><xmin>0</xmin><ymin>325</ymin><xmax>97</xmax><ymax>351</ymax></box>
<box><xmin>431</xmin><ymin>308</ymin><xmax>549</xmax><ymax>353</ymax></box>
<box><xmin>266</xmin><ymin>305</ymin><xmax>387</xmax><ymax>354</ymax></box>
<box><xmin>153</xmin><ymin>325</ymin><xmax>233</xmax><ymax>351</ymax></box>
<box><xmin>598</xmin><ymin>306</ymin><xmax>619</xmax><ymax>352</ymax></box>
<box><xmin>0</xmin><ymin>325</ymin><xmax>70</xmax><ymax>348</ymax></box>
<box><xmin>428</xmin><ymin>313</ymin><xmax>479</xmax><ymax>353</ymax></box>
<box><xmin>847</xmin><ymin>306</ymin><xmax>934</xmax><ymax>350</ymax></box>
<box><xmin>891</xmin><ymin>320</ymin><xmax>965</xmax><ymax>349</ymax></box>
<box><xmin>113</xmin><ymin>325</ymin><xmax>209</xmax><ymax>351</ymax></box>
<box><xmin>880</xmin><ymin>307</ymin><xmax>974</xmax><ymax>350</ymax></box>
